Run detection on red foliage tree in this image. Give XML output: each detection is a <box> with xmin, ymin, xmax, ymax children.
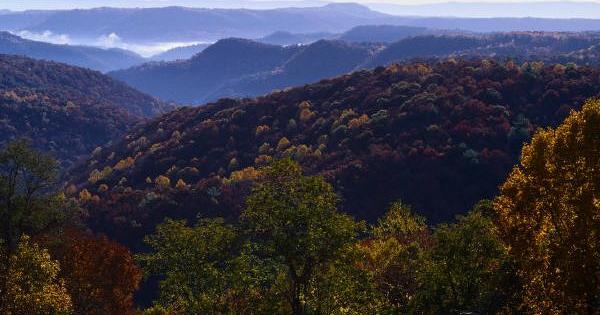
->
<box><xmin>40</xmin><ymin>229</ymin><xmax>142</xmax><ymax>315</ymax></box>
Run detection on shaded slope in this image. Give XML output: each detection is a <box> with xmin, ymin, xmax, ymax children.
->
<box><xmin>110</xmin><ymin>38</ymin><xmax>302</xmax><ymax>103</ymax></box>
<box><xmin>0</xmin><ymin>55</ymin><xmax>164</xmax><ymax>167</ymax></box>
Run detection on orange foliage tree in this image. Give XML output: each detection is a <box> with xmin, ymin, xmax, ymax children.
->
<box><xmin>40</xmin><ymin>229</ymin><xmax>142</xmax><ymax>315</ymax></box>
<box><xmin>494</xmin><ymin>99</ymin><xmax>600</xmax><ymax>313</ymax></box>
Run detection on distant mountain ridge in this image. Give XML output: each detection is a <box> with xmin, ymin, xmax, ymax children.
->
<box><xmin>110</xmin><ymin>32</ymin><xmax>600</xmax><ymax>104</ymax></box>
<box><xmin>0</xmin><ymin>31</ymin><xmax>145</xmax><ymax>72</ymax></box>
<box><xmin>0</xmin><ymin>4</ymin><xmax>401</xmax><ymax>42</ymax></box>
<box><xmin>370</xmin><ymin>1</ymin><xmax>600</xmax><ymax>19</ymax></box>
<box><xmin>257</xmin><ymin>31</ymin><xmax>335</xmax><ymax>45</ymax></box>
<box><xmin>149</xmin><ymin>43</ymin><xmax>211</xmax><ymax>62</ymax></box>
<box><xmin>3</xmin><ymin>3</ymin><xmax>600</xmax><ymax>45</ymax></box>
<box><xmin>109</xmin><ymin>38</ymin><xmax>375</xmax><ymax>104</ymax></box>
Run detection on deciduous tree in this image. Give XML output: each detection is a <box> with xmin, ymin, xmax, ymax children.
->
<box><xmin>495</xmin><ymin>99</ymin><xmax>600</xmax><ymax>313</ymax></box>
<box><xmin>242</xmin><ymin>158</ymin><xmax>362</xmax><ymax>315</ymax></box>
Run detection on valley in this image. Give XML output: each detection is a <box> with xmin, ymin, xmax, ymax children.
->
<box><xmin>0</xmin><ymin>2</ymin><xmax>599</xmax><ymax>314</ymax></box>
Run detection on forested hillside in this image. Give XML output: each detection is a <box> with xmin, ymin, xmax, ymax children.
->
<box><xmin>70</xmin><ymin>59</ymin><xmax>600</xmax><ymax>249</ymax></box>
<box><xmin>0</xmin><ymin>55</ymin><xmax>165</xmax><ymax>166</ymax></box>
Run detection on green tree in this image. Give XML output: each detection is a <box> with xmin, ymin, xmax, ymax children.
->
<box><xmin>305</xmin><ymin>244</ymin><xmax>383</xmax><ymax>315</ymax></box>
<box><xmin>0</xmin><ymin>139</ymin><xmax>62</xmax><ymax>251</ymax></box>
<box><xmin>363</xmin><ymin>201</ymin><xmax>431</xmax><ymax>313</ymax></box>
<box><xmin>137</xmin><ymin>218</ymin><xmax>240</xmax><ymax>314</ymax></box>
<box><xmin>413</xmin><ymin>204</ymin><xmax>517</xmax><ymax>314</ymax></box>
<box><xmin>242</xmin><ymin>158</ymin><xmax>362</xmax><ymax>315</ymax></box>
<box><xmin>494</xmin><ymin>99</ymin><xmax>600</xmax><ymax>313</ymax></box>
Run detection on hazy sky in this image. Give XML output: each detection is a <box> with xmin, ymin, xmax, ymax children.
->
<box><xmin>3</xmin><ymin>0</ymin><xmax>600</xmax><ymax>19</ymax></box>
<box><xmin>2</xmin><ymin>0</ymin><xmax>599</xmax><ymax>11</ymax></box>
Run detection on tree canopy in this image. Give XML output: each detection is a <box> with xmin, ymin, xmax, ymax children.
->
<box><xmin>495</xmin><ymin>98</ymin><xmax>600</xmax><ymax>313</ymax></box>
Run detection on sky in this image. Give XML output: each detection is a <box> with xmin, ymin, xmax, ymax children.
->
<box><xmin>2</xmin><ymin>0</ymin><xmax>599</xmax><ymax>11</ymax></box>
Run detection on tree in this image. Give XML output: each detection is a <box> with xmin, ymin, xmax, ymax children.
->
<box><xmin>242</xmin><ymin>158</ymin><xmax>362</xmax><ymax>315</ymax></box>
<box><xmin>0</xmin><ymin>235</ymin><xmax>73</xmax><ymax>315</ymax></box>
<box><xmin>0</xmin><ymin>139</ymin><xmax>77</xmax><ymax>311</ymax></box>
<box><xmin>40</xmin><ymin>229</ymin><xmax>142</xmax><ymax>315</ymax></box>
<box><xmin>0</xmin><ymin>139</ymin><xmax>63</xmax><ymax>252</ymax></box>
<box><xmin>413</xmin><ymin>204</ymin><xmax>517</xmax><ymax>314</ymax></box>
<box><xmin>305</xmin><ymin>244</ymin><xmax>384</xmax><ymax>315</ymax></box>
<box><xmin>137</xmin><ymin>218</ymin><xmax>242</xmax><ymax>314</ymax></box>
<box><xmin>362</xmin><ymin>201</ymin><xmax>431</xmax><ymax>313</ymax></box>
<box><xmin>494</xmin><ymin>99</ymin><xmax>600</xmax><ymax>313</ymax></box>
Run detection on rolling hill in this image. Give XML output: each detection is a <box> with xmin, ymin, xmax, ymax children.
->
<box><xmin>0</xmin><ymin>31</ymin><xmax>146</xmax><ymax>72</ymax></box>
<box><xmin>0</xmin><ymin>54</ymin><xmax>165</xmax><ymax>167</ymax></box>
<box><xmin>111</xmin><ymin>32</ymin><xmax>600</xmax><ymax>104</ymax></box>
<box><xmin>149</xmin><ymin>43</ymin><xmax>210</xmax><ymax>62</ymax></box>
<box><xmin>110</xmin><ymin>38</ymin><xmax>304</xmax><ymax>103</ymax></box>
<box><xmin>69</xmin><ymin>59</ymin><xmax>600</xmax><ymax>249</ymax></box>
<box><xmin>257</xmin><ymin>31</ymin><xmax>335</xmax><ymax>45</ymax></box>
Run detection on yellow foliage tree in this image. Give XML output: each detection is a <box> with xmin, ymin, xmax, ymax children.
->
<box><xmin>114</xmin><ymin>157</ymin><xmax>135</xmax><ymax>171</ymax></box>
<box><xmin>348</xmin><ymin>114</ymin><xmax>370</xmax><ymax>129</ymax></box>
<box><xmin>79</xmin><ymin>189</ymin><xmax>92</xmax><ymax>201</ymax></box>
<box><xmin>155</xmin><ymin>175</ymin><xmax>171</xmax><ymax>189</ymax></box>
<box><xmin>255</xmin><ymin>125</ymin><xmax>270</xmax><ymax>136</ymax></box>
<box><xmin>277</xmin><ymin>137</ymin><xmax>291</xmax><ymax>151</ymax></box>
<box><xmin>494</xmin><ymin>99</ymin><xmax>600</xmax><ymax>313</ymax></box>
<box><xmin>175</xmin><ymin>179</ymin><xmax>188</xmax><ymax>190</ymax></box>
<box><xmin>1</xmin><ymin>236</ymin><xmax>73</xmax><ymax>314</ymax></box>
<box><xmin>227</xmin><ymin>167</ymin><xmax>262</xmax><ymax>183</ymax></box>
<box><xmin>88</xmin><ymin>169</ymin><xmax>102</xmax><ymax>184</ymax></box>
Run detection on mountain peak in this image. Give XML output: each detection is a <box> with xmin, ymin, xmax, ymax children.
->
<box><xmin>323</xmin><ymin>2</ymin><xmax>373</xmax><ymax>13</ymax></box>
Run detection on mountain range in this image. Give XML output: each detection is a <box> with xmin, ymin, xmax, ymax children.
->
<box><xmin>109</xmin><ymin>38</ymin><xmax>377</xmax><ymax>104</ymax></box>
<box><xmin>149</xmin><ymin>43</ymin><xmax>211</xmax><ymax>62</ymax></box>
<box><xmin>370</xmin><ymin>1</ymin><xmax>600</xmax><ymax>19</ymax></box>
<box><xmin>0</xmin><ymin>31</ymin><xmax>145</xmax><ymax>72</ymax></box>
<box><xmin>0</xmin><ymin>4</ymin><xmax>401</xmax><ymax>43</ymax></box>
<box><xmin>110</xmin><ymin>32</ymin><xmax>600</xmax><ymax>104</ymax></box>
<box><xmin>3</xmin><ymin>3</ymin><xmax>600</xmax><ymax>46</ymax></box>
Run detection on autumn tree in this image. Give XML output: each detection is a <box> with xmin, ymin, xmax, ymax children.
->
<box><xmin>242</xmin><ymin>158</ymin><xmax>362</xmax><ymax>315</ymax></box>
<box><xmin>0</xmin><ymin>235</ymin><xmax>73</xmax><ymax>315</ymax></box>
<box><xmin>0</xmin><ymin>139</ymin><xmax>77</xmax><ymax>312</ymax></box>
<box><xmin>40</xmin><ymin>229</ymin><xmax>142</xmax><ymax>315</ymax></box>
<box><xmin>494</xmin><ymin>99</ymin><xmax>600</xmax><ymax>313</ymax></box>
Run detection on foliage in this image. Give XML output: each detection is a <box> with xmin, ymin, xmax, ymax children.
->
<box><xmin>494</xmin><ymin>99</ymin><xmax>600</xmax><ymax>313</ymax></box>
<box><xmin>140</xmin><ymin>159</ymin><xmax>367</xmax><ymax>314</ymax></box>
<box><xmin>0</xmin><ymin>55</ymin><xmax>165</xmax><ymax>167</ymax></box>
<box><xmin>413</xmin><ymin>206</ymin><xmax>518</xmax><ymax>314</ymax></box>
<box><xmin>0</xmin><ymin>139</ymin><xmax>77</xmax><ymax>252</ymax></box>
<box><xmin>70</xmin><ymin>59</ymin><xmax>600</xmax><ymax>251</ymax></box>
<box><xmin>363</xmin><ymin>201</ymin><xmax>431</xmax><ymax>313</ymax></box>
<box><xmin>0</xmin><ymin>235</ymin><xmax>73</xmax><ymax>315</ymax></box>
<box><xmin>242</xmin><ymin>158</ymin><xmax>364</xmax><ymax>314</ymax></box>
<box><xmin>137</xmin><ymin>218</ymin><xmax>241</xmax><ymax>314</ymax></box>
<box><xmin>40</xmin><ymin>229</ymin><xmax>142</xmax><ymax>315</ymax></box>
